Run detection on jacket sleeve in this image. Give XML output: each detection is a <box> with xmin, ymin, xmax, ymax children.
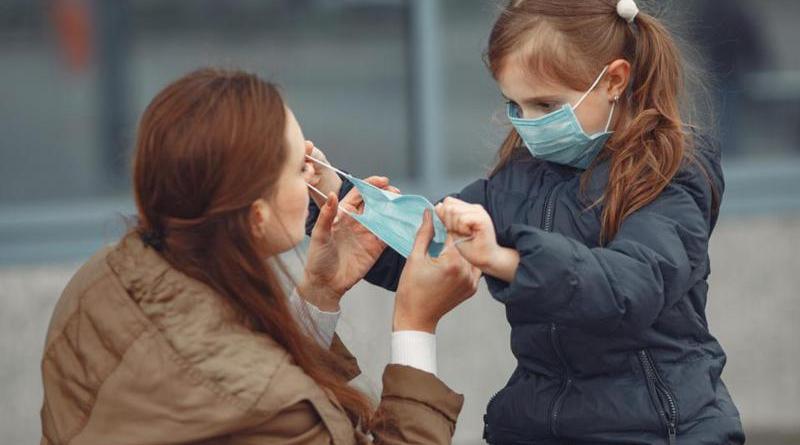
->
<box><xmin>485</xmin><ymin>175</ymin><xmax>713</xmax><ymax>335</ymax></box>
<box><xmin>370</xmin><ymin>365</ymin><xmax>464</xmax><ymax>444</ymax></box>
<box><xmin>329</xmin><ymin>334</ymin><xmax>361</xmax><ymax>381</ymax></box>
<box><xmin>307</xmin><ymin>178</ymin><xmax>490</xmax><ymax>292</ymax></box>
<box><xmin>238</xmin><ymin>360</ymin><xmax>463</xmax><ymax>445</ymax></box>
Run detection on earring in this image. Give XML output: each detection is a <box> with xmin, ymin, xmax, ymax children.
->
<box><xmin>613</xmin><ymin>95</ymin><xmax>620</xmax><ymax>102</ymax></box>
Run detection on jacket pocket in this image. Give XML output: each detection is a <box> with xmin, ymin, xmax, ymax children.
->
<box><xmin>638</xmin><ymin>349</ymin><xmax>679</xmax><ymax>445</ymax></box>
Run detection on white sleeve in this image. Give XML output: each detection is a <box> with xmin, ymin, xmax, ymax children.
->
<box><xmin>288</xmin><ymin>288</ymin><xmax>340</xmax><ymax>348</ymax></box>
<box><xmin>391</xmin><ymin>331</ymin><xmax>437</xmax><ymax>375</ymax></box>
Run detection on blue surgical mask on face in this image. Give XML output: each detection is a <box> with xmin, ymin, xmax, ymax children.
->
<box><xmin>507</xmin><ymin>66</ymin><xmax>617</xmax><ymax>170</ymax></box>
<box><xmin>305</xmin><ymin>157</ymin><xmax>447</xmax><ymax>258</ymax></box>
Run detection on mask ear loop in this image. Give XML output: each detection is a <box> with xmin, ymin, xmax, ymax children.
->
<box><xmin>305</xmin><ymin>154</ymin><xmax>352</xmax><ymax>178</ymax></box>
<box><xmin>305</xmin><ymin>181</ymin><xmax>354</xmax><ymax>217</ymax></box>
<box><xmin>305</xmin><ymin>154</ymin><xmax>387</xmax><ymax>195</ymax></box>
<box><xmin>574</xmin><ymin>65</ymin><xmax>610</xmax><ymax>111</ymax></box>
<box><xmin>604</xmin><ymin>95</ymin><xmax>619</xmax><ymax>132</ymax></box>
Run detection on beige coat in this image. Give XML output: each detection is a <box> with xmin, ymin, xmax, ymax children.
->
<box><xmin>40</xmin><ymin>235</ymin><xmax>464</xmax><ymax>444</ymax></box>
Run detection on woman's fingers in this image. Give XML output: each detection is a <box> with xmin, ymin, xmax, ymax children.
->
<box><xmin>363</xmin><ymin>175</ymin><xmax>389</xmax><ymax>188</ymax></box>
<box><xmin>312</xmin><ymin>192</ymin><xmax>338</xmax><ymax>242</ymax></box>
<box><xmin>305</xmin><ymin>162</ymin><xmax>320</xmax><ymax>186</ymax></box>
<box><xmin>410</xmin><ymin>209</ymin><xmax>434</xmax><ymax>260</ymax></box>
<box><xmin>340</xmin><ymin>188</ymin><xmax>364</xmax><ymax>215</ymax></box>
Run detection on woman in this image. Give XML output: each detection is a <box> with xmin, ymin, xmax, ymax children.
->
<box><xmin>39</xmin><ymin>68</ymin><xmax>481</xmax><ymax>444</ymax></box>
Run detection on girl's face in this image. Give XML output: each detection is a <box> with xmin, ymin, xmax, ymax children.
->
<box><xmin>251</xmin><ymin>107</ymin><xmax>314</xmax><ymax>255</ymax></box>
<box><xmin>497</xmin><ymin>56</ymin><xmax>629</xmax><ymax>135</ymax></box>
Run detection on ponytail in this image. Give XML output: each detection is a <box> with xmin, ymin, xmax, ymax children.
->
<box><xmin>596</xmin><ymin>11</ymin><xmax>686</xmax><ymax>243</ymax></box>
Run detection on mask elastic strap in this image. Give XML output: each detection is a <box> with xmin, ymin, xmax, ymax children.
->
<box><xmin>305</xmin><ymin>181</ymin><xmax>354</xmax><ymax>216</ymax></box>
<box><xmin>574</xmin><ymin>65</ymin><xmax>610</xmax><ymax>111</ymax></box>
<box><xmin>305</xmin><ymin>154</ymin><xmax>351</xmax><ymax>178</ymax></box>
<box><xmin>604</xmin><ymin>97</ymin><xmax>618</xmax><ymax>133</ymax></box>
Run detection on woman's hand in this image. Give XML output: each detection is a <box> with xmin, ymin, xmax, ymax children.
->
<box><xmin>393</xmin><ymin>210</ymin><xmax>482</xmax><ymax>334</ymax></box>
<box><xmin>300</xmin><ymin>177</ymin><xmax>396</xmax><ymax>311</ymax></box>
<box><xmin>435</xmin><ymin>197</ymin><xmax>519</xmax><ymax>283</ymax></box>
<box><xmin>304</xmin><ymin>141</ymin><xmax>343</xmax><ymax>208</ymax></box>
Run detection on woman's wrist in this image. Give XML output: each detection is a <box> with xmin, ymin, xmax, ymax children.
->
<box><xmin>297</xmin><ymin>279</ymin><xmax>342</xmax><ymax>312</ymax></box>
<box><xmin>481</xmin><ymin>246</ymin><xmax>520</xmax><ymax>283</ymax></box>
<box><xmin>392</xmin><ymin>302</ymin><xmax>437</xmax><ymax>334</ymax></box>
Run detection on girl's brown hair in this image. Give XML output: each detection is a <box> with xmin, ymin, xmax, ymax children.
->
<box><xmin>487</xmin><ymin>0</ymin><xmax>693</xmax><ymax>243</ymax></box>
<box><xmin>132</xmin><ymin>68</ymin><xmax>371</xmax><ymax>423</ymax></box>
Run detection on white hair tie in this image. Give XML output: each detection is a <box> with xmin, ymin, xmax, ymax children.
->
<box><xmin>616</xmin><ymin>0</ymin><xmax>639</xmax><ymax>24</ymax></box>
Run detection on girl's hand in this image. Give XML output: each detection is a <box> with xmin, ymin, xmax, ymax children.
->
<box><xmin>300</xmin><ymin>177</ymin><xmax>395</xmax><ymax>310</ymax></box>
<box><xmin>435</xmin><ymin>197</ymin><xmax>499</xmax><ymax>270</ymax></box>
<box><xmin>304</xmin><ymin>141</ymin><xmax>343</xmax><ymax>208</ymax></box>
<box><xmin>435</xmin><ymin>197</ymin><xmax>520</xmax><ymax>283</ymax></box>
<box><xmin>393</xmin><ymin>210</ymin><xmax>481</xmax><ymax>333</ymax></box>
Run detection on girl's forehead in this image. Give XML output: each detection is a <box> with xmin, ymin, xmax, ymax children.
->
<box><xmin>498</xmin><ymin>57</ymin><xmax>576</xmax><ymax>98</ymax></box>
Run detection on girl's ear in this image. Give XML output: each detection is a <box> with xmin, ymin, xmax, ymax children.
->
<box><xmin>250</xmin><ymin>199</ymin><xmax>271</xmax><ymax>240</ymax></box>
<box><xmin>605</xmin><ymin>59</ymin><xmax>632</xmax><ymax>99</ymax></box>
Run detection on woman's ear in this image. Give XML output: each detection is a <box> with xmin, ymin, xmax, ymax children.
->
<box><xmin>605</xmin><ymin>59</ymin><xmax>631</xmax><ymax>99</ymax></box>
<box><xmin>250</xmin><ymin>199</ymin><xmax>271</xmax><ymax>240</ymax></box>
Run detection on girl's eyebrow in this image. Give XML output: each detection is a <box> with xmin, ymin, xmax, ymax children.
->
<box><xmin>501</xmin><ymin>92</ymin><xmax>563</xmax><ymax>103</ymax></box>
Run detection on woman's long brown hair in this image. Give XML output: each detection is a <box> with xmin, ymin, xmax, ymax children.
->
<box><xmin>487</xmin><ymin>0</ymin><xmax>694</xmax><ymax>243</ymax></box>
<box><xmin>133</xmin><ymin>68</ymin><xmax>372</xmax><ymax>423</ymax></box>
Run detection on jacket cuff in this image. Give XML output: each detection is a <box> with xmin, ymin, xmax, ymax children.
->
<box><xmin>381</xmin><ymin>364</ymin><xmax>464</xmax><ymax>424</ymax></box>
<box><xmin>390</xmin><ymin>331</ymin><xmax>437</xmax><ymax>375</ymax></box>
<box><xmin>329</xmin><ymin>334</ymin><xmax>361</xmax><ymax>381</ymax></box>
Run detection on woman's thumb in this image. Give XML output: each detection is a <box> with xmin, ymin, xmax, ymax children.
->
<box><xmin>410</xmin><ymin>209</ymin><xmax>434</xmax><ymax>259</ymax></box>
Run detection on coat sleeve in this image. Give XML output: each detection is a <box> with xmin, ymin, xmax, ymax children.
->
<box><xmin>485</xmin><ymin>175</ymin><xmax>713</xmax><ymax>335</ymax></box>
<box><xmin>306</xmin><ymin>178</ymin><xmax>490</xmax><ymax>292</ymax></box>
<box><xmin>236</xmin><ymin>360</ymin><xmax>463</xmax><ymax>445</ymax></box>
<box><xmin>370</xmin><ymin>365</ymin><xmax>464</xmax><ymax>445</ymax></box>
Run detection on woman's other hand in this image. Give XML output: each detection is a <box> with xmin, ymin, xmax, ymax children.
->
<box><xmin>393</xmin><ymin>210</ymin><xmax>482</xmax><ymax>334</ymax></box>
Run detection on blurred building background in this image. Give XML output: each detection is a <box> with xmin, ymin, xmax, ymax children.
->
<box><xmin>0</xmin><ymin>0</ymin><xmax>798</xmax><ymax>443</ymax></box>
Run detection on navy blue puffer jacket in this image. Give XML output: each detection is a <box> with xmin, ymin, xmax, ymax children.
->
<box><xmin>306</xmin><ymin>135</ymin><xmax>744</xmax><ymax>445</ymax></box>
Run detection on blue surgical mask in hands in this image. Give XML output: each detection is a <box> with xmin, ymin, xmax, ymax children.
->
<box><xmin>305</xmin><ymin>156</ymin><xmax>447</xmax><ymax>258</ymax></box>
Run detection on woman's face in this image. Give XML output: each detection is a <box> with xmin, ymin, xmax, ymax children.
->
<box><xmin>252</xmin><ymin>107</ymin><xmax>314</xmax><ymax>255</ymax></box>
<box><xmin>497</xmin><ymin>55</ymin><xmax>627</xmax><ymax>135</ymax></box>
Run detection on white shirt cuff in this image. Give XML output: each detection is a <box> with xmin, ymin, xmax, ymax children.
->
<box><xmin>288</xmin><ymin>288</ymin><xmax>340</xmax><ymax>348</ymax></box>
<box><xmin>391</xmin><ymin>331</ymin><xmax>437</xmax><ymax>375</ymax></box>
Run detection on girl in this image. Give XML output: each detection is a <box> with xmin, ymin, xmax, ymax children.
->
<box><xmin>39</xmin><ymin>68</ymin><xmax>482</xmax><ymax>444</ymax></box>
<box><xmin>308</xmin><ymin>0</ymin><xmax>744</xmax><ymax>443</ymax></box>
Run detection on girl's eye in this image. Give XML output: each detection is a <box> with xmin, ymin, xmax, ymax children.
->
<box><xmin>537</xmin><ymin>102</ymin><xmax>556</xmax><ymax>112</ymax></box>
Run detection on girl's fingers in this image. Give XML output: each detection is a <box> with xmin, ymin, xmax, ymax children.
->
<box><xmin>456</xmin><ymin>213</ymin><xmax>483</xmax><ymax>235</ymax></box>
<box><xmin>434</xmin><ymin>202</ymin><xmax>445</xmax><ymax>221</ymax></box>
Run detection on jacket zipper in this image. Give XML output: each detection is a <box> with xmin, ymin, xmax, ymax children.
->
<box><xmin>541</xmin><ymin>185</ymin><xmax>557</xmax><ymax>233</ymax></box>
<box><xmin>548</xmin><ymin>323</ymin><xmax>572</xmax><ymax>437</ymax></box>
<box><xmin>541</xmin><ymin>184</ymin><xmax>572</xmax><ymax>438</ymax></box>
<box><xmin>638</xmin><ymin>350</ymin><xmax>678</xmax><ymax>445</ymax></box>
